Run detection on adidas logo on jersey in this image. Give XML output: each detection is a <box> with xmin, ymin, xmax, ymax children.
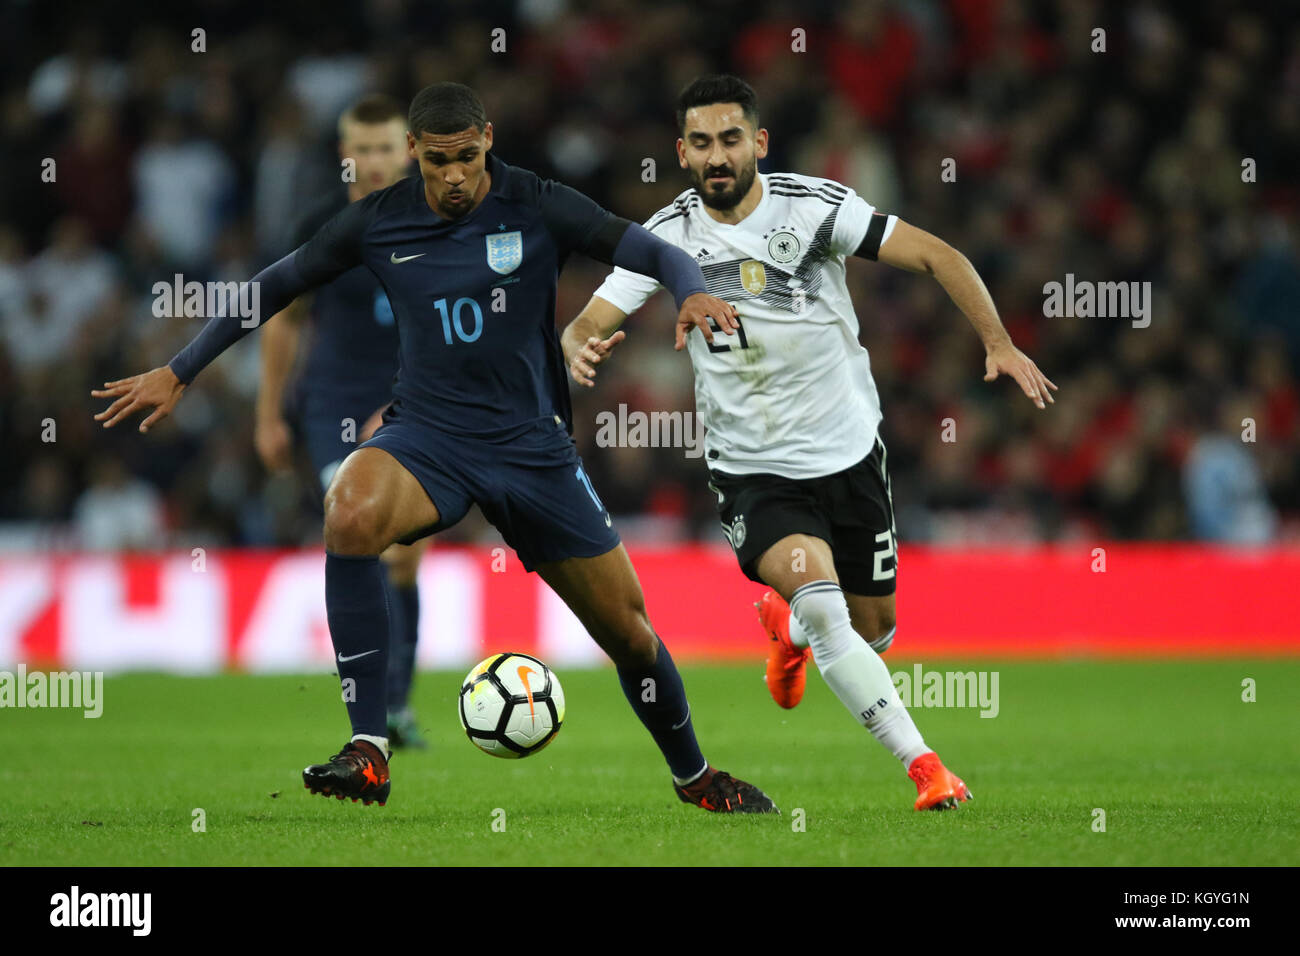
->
<box><xmin>695</xmin><ymin>248</ymin><xmax>714</xmax><ymax>262</ymax></box>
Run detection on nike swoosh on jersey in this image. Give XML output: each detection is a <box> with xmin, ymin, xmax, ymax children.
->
<box><xmin>390</xmin><ymin>252</ymin><xmax>426</xmax><ymax>263</ymax></box>
<box><xmin>338</xmin><ymin>649</ymin><xmax>380</xmax><ymax>662</ymax></box>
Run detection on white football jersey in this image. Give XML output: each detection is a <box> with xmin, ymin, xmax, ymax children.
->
<box><xmin>593</xmin><ymin>172</ymin><xmax>896</xmax><ymax>479</ymax></box>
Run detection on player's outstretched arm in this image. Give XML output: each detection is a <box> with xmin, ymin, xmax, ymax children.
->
<box><xmin>580</xmin><ymin>240</ymin><xmax>737</xmax><ymax>357</ymax></box>
<box><xmin>539</xmin><ymin>183</ymin><xmax>739</xmax><ymax>353</ymax></box>
<box><xmin>598</xmin><ymin>220</ymin><xmax>739</xmax><ymax>350</ymax></box>
<box><xmin>91</xmin><ymin>250</ymin><xmax>312</xmax><ymax>432</ymax></box>
<box><xmin>92</xmin><ymin>366</ymin><xmax>186</xmax><ymax>434</ymax></box>
<box><xmin>93</xmin><ymin>197</ymin><xmax>369</xmax><ymax>432</ymax></box>
<box><xmin>562</xmin><ymin>295</ymin><xmax>628</xmax><ymax>388</ymax></box>
<box><xmin>877</xmin><ymin>219</ymin><xmax>1058</xmax><ymax>410</ymax></box>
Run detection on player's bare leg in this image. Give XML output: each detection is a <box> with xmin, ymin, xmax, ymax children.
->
<box><xmin>535</xmin><ymin>544</ymin><xmax>657</xmax><ymax>667</ymax></box>
<box><xmin>536</xmin><ymin>545</ymin><xmax>777</xmax><ymax>813</ymax></box>
<box><xmin>846</xmin><ymin>592</ymin><xmax>897</xmax><ymax>654</ymax></box>
<box><xmin>324</xmin><ymin>447</ymin><xmax>439</xmax><ymax>555</ymax></box>
<box><xmin>754</xmin><ymin>533</ymin><xmax>833</xmax><ymax>708</ymax></box>
<box><xmin>304</xmin><ymin>448</ymin><xmax>441</xmax><ymax>805</ymax></box>
<box><xmin>757</xmin><ymin>538</ymin><xmax>897</xmax><ymax>652</ymax></box>
<box><xmin>755</xmin><ymin>534</ymin><xmax>970</xmax><ymax>810</ymax></box>
<box><xmin>381</xmin><ymin>541</ymin><xmax>424</xmax><ymax>582</ymax></box>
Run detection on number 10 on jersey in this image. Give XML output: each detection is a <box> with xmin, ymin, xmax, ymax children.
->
<box><xmin>435</xmin><ymin>296</ymin><xmax>484</xmax><ymax>344</ymax></box>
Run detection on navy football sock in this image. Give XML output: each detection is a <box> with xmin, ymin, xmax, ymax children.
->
<box><xmin>616</xmin><ymin>637</ymin><xmax>707</xmax><ymax>782</ymax></box>
<box><xmin>324</xmin><ymin>552</ymin><xmax>390</xmax><ymax>737</ymax></box>
<box><xmin>384</xmin><ymin>576</ymin><xmax>420</xmax><ymax>714</ymax></box>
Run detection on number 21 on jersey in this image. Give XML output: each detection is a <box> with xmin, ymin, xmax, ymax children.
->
<box><xmin>706</xmin><ymin>306</ymin><xmax>749</xmax><ymax>353</ymax></box>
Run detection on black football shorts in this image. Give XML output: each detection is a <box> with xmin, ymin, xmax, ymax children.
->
<box><xmin>707</xmin><ymin>435</ymin><xmax>898</xmax><ymax>596</ymax></box>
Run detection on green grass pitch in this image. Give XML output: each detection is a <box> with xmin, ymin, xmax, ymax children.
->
<box><xmin>3</xmin><ymin>659</ymin><xmax>1297</xmax><ymax>866</ymax></box>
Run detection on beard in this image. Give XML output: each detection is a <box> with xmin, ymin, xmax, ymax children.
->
<box><xmin>691</xmin><ymin>156</ymin><xmax>758</xmax><ymax>211</ymax></box>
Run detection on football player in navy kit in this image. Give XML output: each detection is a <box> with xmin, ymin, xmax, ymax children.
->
<box><xmin>94</xmin><ymin>82</ymin><xmax>775</xmax><ymax>814</ymax></box>
<box><xmin>256</xmin><ymin>94</ymin><xmax>431</xmax><ymax>750</ymax></box>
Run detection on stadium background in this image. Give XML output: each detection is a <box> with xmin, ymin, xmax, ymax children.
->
<box><xmin>1</xmin><ymin>0</ymin><xmax>1297</xmax><ymax>669</ymax></box>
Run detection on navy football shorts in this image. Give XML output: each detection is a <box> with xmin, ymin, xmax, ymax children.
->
<box><xmin>359</xmin><ymin>411</ymin><xmax>620</xmax><ymax>572</ymax></box>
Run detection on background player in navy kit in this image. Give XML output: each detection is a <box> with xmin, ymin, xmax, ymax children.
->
<box><xmin>93</xmin><ymin>82</ymin><xmax>775</xmax><ymax>814</ymax></box>
<box><xmin>255</xmin><ymin>95</ymin><xmax>429</xmax><ymax>750</ymax></box>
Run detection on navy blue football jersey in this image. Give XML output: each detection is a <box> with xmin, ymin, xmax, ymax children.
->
<box><xmin>292</xmin><ymin>152</ymin><xmax>621</xmax><ymax>440</ymax></box>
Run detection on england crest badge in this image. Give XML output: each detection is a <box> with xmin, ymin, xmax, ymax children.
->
<box><xmin>485</xmin><ymin>231</ymin><xmax>523</xmax><ymax>275</ymax></box>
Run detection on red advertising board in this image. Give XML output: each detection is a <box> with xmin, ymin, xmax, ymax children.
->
<box><xmin>1</xmin><ymin>545</ymin><xmax>1296</xmax><ymax>671</ymax></box>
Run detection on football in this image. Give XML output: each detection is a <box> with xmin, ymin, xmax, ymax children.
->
<box><xmin>458</xmin><ymin>652</ymin><xmax>566</xmax><ymax>758</ymax></box>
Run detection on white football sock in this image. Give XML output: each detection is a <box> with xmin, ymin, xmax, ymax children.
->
<box><xmin>788</xmin><ymin>609</ymin><xmax>811</xmax><ymax>648</ymax></box>
<box><xmin>870</xmin><ymin>625</ymin><xmax>896</xmax><ymax>654</ymax></box>
<box><xmin>789</xmin><ymin>581</ymin><xmax>929</xmax><ymax>767</ymax></box>
<box><xmin>672</xmin><ymin>761</ymin><xmax>709</xmax><ymax>787</ymax></box>
<box><xmin>352</xmin><ymin>734</ymin><xmax>390</xmax><ymax>760</ymax></box>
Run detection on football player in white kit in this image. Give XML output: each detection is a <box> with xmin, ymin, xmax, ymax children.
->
<box><xmin>560</xmin><ymin>75</ymin><xmax>1057</xmax><ymax>810</ymax></box>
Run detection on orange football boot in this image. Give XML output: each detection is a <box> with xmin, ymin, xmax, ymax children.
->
<box><xmin>907</xmin><ymin>751</ymin><xmax>972</xmax><ymax>811</ymax></box>
<box><xmin>756</xmin><ymin>590</ymin><xmax>810</xmax><ymax>709</ymax></box>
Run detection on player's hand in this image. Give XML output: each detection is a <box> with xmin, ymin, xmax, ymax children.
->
<box><xmin>675</xmin><ymin>293</ymin><xmax>739</xmax><ymax>351</ymax></box>
<box><xmin>255</xmin><ymin>414</ymin><xmax>294</xmax><ymax>473</ymax></box>
<box><xmin>570</xmin><ymin>330</ymin><xmax>625</xmax><ymax>387</ymax></box>
<box><xmin>983</xmin><ymin>342</ymin><xmax>1058</xmax><ymax>409</ymax></box>
<box><xmin>92</xmin><ymin>366</ymin><xmax>187</xmax><ymax>433</ymax></box>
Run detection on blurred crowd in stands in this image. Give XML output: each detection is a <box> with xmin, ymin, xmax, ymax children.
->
<box><xmin>1</xmin><ymin>0</ymin><xmax>1297</xmax><ymax>551</ymax></box>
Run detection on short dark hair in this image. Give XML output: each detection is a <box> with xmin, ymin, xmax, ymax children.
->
<box><xmin>676</xmin><ymin>74</ymin><xmax>760</xmax><ymax>134</ymax></box>
<box><xmin>408</xmin><ymin>82</ymin><xmax>487</xmax><ymax>138</ymax></box>
<box><xmin>337</xmin><ymin>93</ymin><xmax>406</xmax><ymax>137</ymax></box>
